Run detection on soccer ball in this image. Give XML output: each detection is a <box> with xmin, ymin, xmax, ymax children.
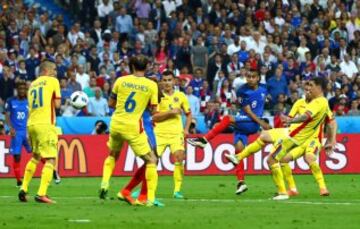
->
<box><xmin>70</xmin><ymin>91</ymin><xmax>89</xmax><ymax>109</ymax></box>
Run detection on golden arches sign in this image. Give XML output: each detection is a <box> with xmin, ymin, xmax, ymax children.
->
<box><xmin>57</xmin><ymin>138</ymin><xmax>87</xmax><ymax>173</ymax></box>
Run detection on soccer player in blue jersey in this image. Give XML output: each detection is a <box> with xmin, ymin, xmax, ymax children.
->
<box><xmin>188</xmin><ymin>71</ymin><xmax>271</xmax><ymax>194</ymax></box>
<box><xmin>5</xmin><ymin>81</ymin><xmax>32</xmax><ymax>187</ymax></box>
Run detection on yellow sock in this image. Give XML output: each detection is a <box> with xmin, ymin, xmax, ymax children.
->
<box><xmin>270</xmin><ymin>163</ymin><xmax>286</xmax><ymax>194</ymax></box>
<box><xmin>281</xmin><ymin>163</ymin><xmax>297</xmax><ymax>190</ymax></box>
<box><xmin>237</xmin><ymin>139</ymin><xmax>265</xmax><ymax>160</ymax></box>
<box><xmin>173</xmin><ymin>162</ymin><xmax>184</xmax><ymax>193</ymax></box>
<box><xmin>21</xmin><ymin>158</ymin><xmax>39</xmax><ymax>192</ymax></box>
<box><xmin>101</xmin><ymin>156</ymin><xmax>116</xmax><ymax>189</ymax></box>
<box><xmin>37</xmin><ymin>162</ymin><xmax>54</xmax><ymax>196</ymax></box>
<box><xmin>146</xmin><ymin>164</ymin><xmax>158</xmax><ymax>203</ymax></box>
<box><xmin>309</xmin><ymin>161</ymin><xmax>326</xmax><ymax>190</ymax></box>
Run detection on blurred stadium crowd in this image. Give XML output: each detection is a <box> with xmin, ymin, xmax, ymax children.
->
<box><xmin>1</xmin><ymin>0</ymin><xmax>360</xmax><ymax>133</ymax></box>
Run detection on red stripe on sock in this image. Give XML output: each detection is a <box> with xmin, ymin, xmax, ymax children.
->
<box><xmin>123</xmin><ymin>165</ymin><xmax>146</xmax><ymax>193</ymax></box>
<box><xmin>13</xmin><ymin>161</ymin><xmax>21</xmax><ymax>182</ymax></box>
<box><xmin>205</xmin><ymin>115</ymin><xmax>231</xmax><ymax>140</ymax></box>
<box><xmin>235</xmin><ymin>160</ymin><xmax>245</xmax><ymax>181</ymax></box>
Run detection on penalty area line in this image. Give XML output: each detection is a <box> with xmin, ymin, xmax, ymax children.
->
<box><xmin>0</xmin><ymin>195</ymin><xmax>358</xmax><ymax>206</ymax></box>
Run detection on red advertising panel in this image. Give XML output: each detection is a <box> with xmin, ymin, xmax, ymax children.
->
<box><xmin>0</xmin><ymin>134</ymin><xmax>358</xmax><ymax>178</ymax></box>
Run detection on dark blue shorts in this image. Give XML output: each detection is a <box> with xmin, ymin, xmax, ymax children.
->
<box><xmin>10</xmin><ymin>130</ymin><xmax>32</xmax><ymax>155</ymax></box>
<box><xmin>233</xmin><ymin>116</ymin><xmax>260</xmax><ymax>146</ymax></box>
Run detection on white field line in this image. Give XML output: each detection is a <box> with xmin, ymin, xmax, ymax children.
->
<box><xmin>0</xmin><ymin>195</ymin><xmax>359</xmax><ymax>206</ymax></box>
<box><xmin>68</xmin><ymin>219</ymin><xmax>91</xmax><ymax>223</ymax></box>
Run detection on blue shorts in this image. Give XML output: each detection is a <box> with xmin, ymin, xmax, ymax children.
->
<box><xmin>10</xmin><ymin>130</ymin><xmax>32</xmax><ymax>155</ymax></box>
<box><xmin>144</xmin><ymin>122</ymin><xmax>156</xmax><ymax>150</ymax></box>
<box><xmin>233</xmin><ymin>116</ymin><xmax>260</xmax><ymax>146</ymax></box>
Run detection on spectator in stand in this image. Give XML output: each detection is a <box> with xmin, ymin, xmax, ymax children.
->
<box><xmin>186</xmin><ymin>86</ymin><xmax>200</xmax><ymax>117</ymax></box>
<box><xmin>348</xmin><ymin>100</ymin><xmax>360</xmax><ymax>116</ymax></box>
<box><xmin>87</xmin><ymin>87</ymin><xmax>109</xmax><ymax>117</ymax></box>
<box><xmin>84</xmin><ymin>77</ymin><xmax>97</xmax><ymax>98</ymax></box>
<box><xmin>116</xmin><ymin>6</ymin><xmax>133</xmax><ymax>41</ymax></box>
<box><xmin>67</xmin><ymin>71</ymin><xmax>82</xmax><ymax>94</ymax></box>
<box><xmin>0</xmin><ymin>67</ymin><xmax>14</xmax><ymax>108</ymax></box>
<box><xmin>76</xmin><ymin>65</ymin><xmax>90</xmax><ymax>90</ymax></box>
<box><xmin>97</xmin><ymin>0</ymin><xmax>114</xmax><ymax>29</ymax></box>
<box><xmin>189</xmin><ymin>68</ymin><xmax>204</xmax><ymax>98</ymax></box>
<box><xmin>333</xmin><ymin>94</ymin><xmax>350</xmax><ymax>116</ymax></box>
<box><xmin>267</xmin><ymin>67</ymin><xmax>288</xmax><ymax>106</ymax></box>
<box><xmin>340</xmin><ymin>54</ymin><xmax>359</xmax><ymax>80</ymax></box>
<box><xmin>207</xmin><ymin>54</ymin><xmax>226</xmax><ymax>91</ymax></box>
<box><xmin>60</xmin><ymin>78</ymin><xmax>72</xmax><ymax>105</ymax></box>
<box><xmin>191</xmin><ymin>36</ymin><xmax>208</xmax><ymax>72</ymax></box>
<box><xmin>14</xmin><ymin>60</ymin><xmax>28</xmax><ymax>81</ymax></box>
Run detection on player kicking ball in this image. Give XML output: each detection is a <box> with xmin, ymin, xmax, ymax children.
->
<box><xmin>188</xmin><ymin>71</ymin><xmax>271</xmax><ymax>195</ymax></box>
<box><xmin>5</xmin><ymin>81</ymin><xmax>32</xmax><ymax>187</ymax></box>
<box><xmin>267</xmin><ymin>77</ymin><xmax>334</xmax><ymax>200</ymax></box>
<box><xmin>99</xmin><ymin>55</ymin><xmax>160</xmax><ymax>207</ymax></box>
<box><xmin>226</xmin><ymin>82</ymin><xmax>336</xmax><ymax>196</ymax></box>
<box><xmin>152</xmin><ymin>70</ymin><xmax>192</xmax><ymax>199</ymax></box>
<box><xmin>18</xmin><ymin>60</ymin><xmax>61</xmax><ymax>204</ymax></box>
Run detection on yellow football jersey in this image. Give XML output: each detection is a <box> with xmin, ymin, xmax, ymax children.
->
<box><xmin>289</xmin><ymin>96</ymin><xmax>330</xmax><ymax>143</ymax></box>
<box><xmin>154</xmin><ymin>91</ymin><xmax>190</xmax><ymax>135</ymax></box>
<box><xmin>27</xmin><ymin>76</ymin><xmax>61</xmax><ymax>126</ymax></box>
<box><xmin>288</xmin><ymin>98</ymin><xmax>333</xmax><ymax>142</ymax></box>
<box><xmin>110</xmin><ymin>75</ymin><xmax>158</xmax><ymax>132</ymax></box>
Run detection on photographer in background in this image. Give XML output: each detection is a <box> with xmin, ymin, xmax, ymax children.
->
<box><xmin>92</xmin><ymin>120</ymin><xmax>108</xmax><ymax>135</ymax></box>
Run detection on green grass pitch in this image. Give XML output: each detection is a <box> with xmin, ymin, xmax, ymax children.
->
<box><xmin>1</xmin><ymin>175</ymin><xmax>360</xmax><ymax>229</ymax></box>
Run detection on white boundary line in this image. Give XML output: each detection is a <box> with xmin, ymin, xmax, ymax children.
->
<box><xmin>0</xmin><ymin>195</ymin><xmax>358</xmax><ymax>206</ymax></box>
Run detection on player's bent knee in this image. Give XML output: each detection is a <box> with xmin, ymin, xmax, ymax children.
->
<box><xmin>32</xmin><ymin>154</ymin><xmax>41</xmax><ymax>161</ymax></box>
<box><xmin>259</xmin><ymin>131</ymin><xmax>272</xmax><ymax>143</ymax></box>
<box><xmin>304</xmin><ymin>154</ymin><xmax>316</xmax><ymax>165</ymax></box>
<box><xmin>174</xmin><ymin>151</ymin><xmax>185</xmax><ymax>162</ymax></box>
<box><xmin>109</xmin><ymin>150</ymin><xmax>120</xmax><ymax>160</ymax></box>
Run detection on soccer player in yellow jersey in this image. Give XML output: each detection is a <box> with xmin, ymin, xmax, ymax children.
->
<box><xmin>18</xmin><ymin>60</ymin><xmax>61</xmax><ymax>204</ymax></box>
<box><xmin>99</xmin><ymin>55</ymin><xmax>160</xmax><ymax>207</ymax></box>
<box><xmin>152</xmin><ymin>70</ymin><xmax>192</xmax><ymax>199</ymax></box>
<box><xmin>279</xmin><ymin>105</ymin><xmax>337</xmax><ymax>197</ymax></box>
<box><xmin>225</xmin><ymin>96</ymin><xmax>308</xmax><ymax>195</ymax></box>
<box><xmin>267</xmin><ymin>77</ymin><xmax>335</xmax><ymax>200</ymax></box>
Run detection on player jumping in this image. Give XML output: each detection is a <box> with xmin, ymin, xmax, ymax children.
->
<box><xmin>18</xmin><ymin>60</ymin><xmax>61</xmax><ymax>204</ymax></box>
<box><xmin>188</xmin><ymin>71</ymin><xmax>271</xmax><ymax>195</ymax></box>
<box><xmin>5</xmin><ymin>81</ymin><xmax>32</xmax><ymax>187</ymax></box>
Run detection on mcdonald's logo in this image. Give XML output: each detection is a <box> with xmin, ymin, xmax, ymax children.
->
<box><xmin>58</xmin><ymin>138</ymin><xmax>87</xmax><ymax>173</ymax></box>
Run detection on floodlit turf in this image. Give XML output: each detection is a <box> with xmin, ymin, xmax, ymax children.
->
<box><xmin>1</xmin><ymin>175</ymin><xmax>360</xmax><ymax>229</ymax></box>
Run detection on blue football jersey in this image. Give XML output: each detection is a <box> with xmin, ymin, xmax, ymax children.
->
<box><xmin>236</xmin><ymin>83</ymin><xmax>267</xmax><ymax>119</ymax></box>
<box><xmin>5</xmin><ymin>97</ymin><xmax>29</xmax><ymax>131</ymax></box>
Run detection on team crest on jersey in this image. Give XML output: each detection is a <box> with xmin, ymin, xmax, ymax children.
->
<box><xmin>174</xmin><ymin>97</ymin><xmax>179</xmax><ymax>103</ymax></box>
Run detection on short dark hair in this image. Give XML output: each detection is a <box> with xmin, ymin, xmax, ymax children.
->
<box><xmin>310</xmin><ymin>77</ymin><xmax>327</xmax><ymax>92</ymax></box>
<box><xmin>130</xmin><ymin>55</ymin><xmax>148</xmax><ymax>71</ymax></box>
<box><xmin>16</xmin><ymin>80</ymin><xmax>26</xmax><ymax>88</ymax></box>
<box><xmin>162</xmin><ymin>70</ymin><xmax>174</xmax><ymax>78</ymax></box>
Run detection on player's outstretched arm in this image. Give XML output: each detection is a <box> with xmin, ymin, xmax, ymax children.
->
<box><xmin>243</xmin><ymin>105</ymin><xmax>272</xmax><ymax>130</ymax></box>
<box><xmin>152</xmin><ymin>108</ymin><xmax>182</xmax><ymax>122</ymax></box>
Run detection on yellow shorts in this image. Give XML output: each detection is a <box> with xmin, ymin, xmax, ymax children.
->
<box><xmin>271</xmin><ymin>137</ymin><xmax>298</xmax><ymax>161</ymax></box>
<box><xmin>28</xmin><ymin>125</ymin><xmax>58</xmax><ymax>158</ymax></box>
<box><xmin>107</xmin><ymin>128</ymin><xmax>151</xmax><ymax>157</ymax></box>
<box><xmin>156</xmin><ymin>134</ymin><xmax>185</xmax><ymax>156</ymax></box>
<box><xmin>267</xmin><ymin>128</ymin><xmax>289</xmax><ymax>143</ymax></box>
<box><xmin>288</xmin><ymin>138</ymin><xmax>322</xmax><ymax>160</ymax></box>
